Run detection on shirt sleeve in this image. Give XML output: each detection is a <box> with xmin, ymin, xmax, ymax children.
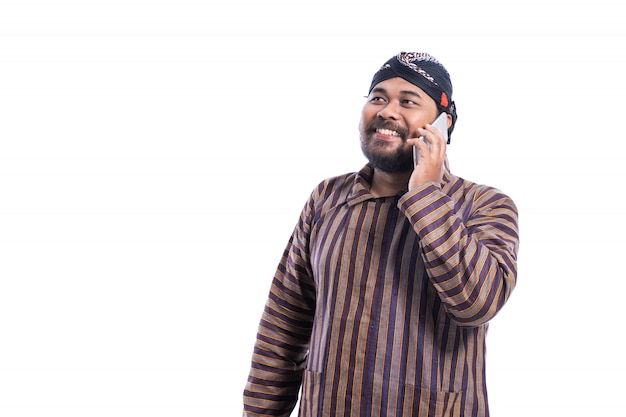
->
<box><xmin>398</xmin><ymin>181</ymin><xmax>519</xmax><ymax>327</ymax></box>
<box><xmin>243</xmin><ymin>194</ymin><xmax>317</xmax><ymax>416</ymax></box>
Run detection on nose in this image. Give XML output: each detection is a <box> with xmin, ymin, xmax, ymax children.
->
<box><xmin>377</xmin><ymin>101</ymin><xmax>400</xmax><ymax>120</ymax></box>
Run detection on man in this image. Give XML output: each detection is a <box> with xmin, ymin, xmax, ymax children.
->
<box><xmin>243</xmin><ymin>52</ymin><xmax>519</xmax><ymax>417</ymax></box>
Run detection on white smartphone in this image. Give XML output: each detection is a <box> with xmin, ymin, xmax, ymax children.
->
<box><xmin>413</xmin><ymin>112</ymin><xmax>449</xmax><ymax>166</ymax></box>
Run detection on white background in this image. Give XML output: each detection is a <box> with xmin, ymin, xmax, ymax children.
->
<box><xmin>1</xmin><ymin>0</ymin><xmax>624</xmax><ymax>416</ymax></box>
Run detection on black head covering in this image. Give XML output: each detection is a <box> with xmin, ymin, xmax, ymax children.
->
<box><xmin>369</xmin><ymin>52</ymin><xmax>458</xmax><ymax>142</ymax></box>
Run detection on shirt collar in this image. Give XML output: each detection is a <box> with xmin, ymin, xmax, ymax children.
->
<box><xmin>346</xmin><ymin>158</ymin><xmax>453</xmax><ymax>206</ymax></box>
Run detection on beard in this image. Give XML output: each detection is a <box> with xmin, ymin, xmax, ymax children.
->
<box><xmin>359</xmin><ymin>120</ymin><xmax>414</xmax><ymax>173</ymax></box>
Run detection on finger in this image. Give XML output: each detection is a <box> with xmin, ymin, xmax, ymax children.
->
<box><xmin>416</xmin><ymin>127</ymin><xmax>437</xmax><ymax>148</ymax></box>
<box><xmin>421</xmin><ymin>125</ymin><xmax>446</xmax><ymax>155</ymax></box>
<box><xmin>406</xmin><ymin>136</ymin><xmax>423</xmax><ymax>145</ymax></box>
<box><xmin>408</xmin><ymin>137</ymin><xmax>429</xmax><ymax>154</ymax></box>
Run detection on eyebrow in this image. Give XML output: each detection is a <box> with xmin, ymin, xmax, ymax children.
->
<box><xmin>370</xmin><ymin>87</ymin><xmax>424</xmax><ymax>99</ymax></box>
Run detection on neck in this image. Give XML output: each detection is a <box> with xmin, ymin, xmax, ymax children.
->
<box><xmin>369</xmin><ymin>168</ymin><xmax>411</xmax><ymax>198</ymax></box>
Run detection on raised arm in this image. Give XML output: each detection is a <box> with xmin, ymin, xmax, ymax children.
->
<box><xmin>399</xmin><ymin>182</ymin><xmax>519</xmax><ymax>327</ymax></box>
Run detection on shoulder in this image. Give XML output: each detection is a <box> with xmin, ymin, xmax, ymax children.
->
<box><xmin>447</xmin><ymin>174</ymin><xmax>518</xmax><ymax>219</ymax></box>
<box><xmin>295</xmin><ymin>171</ymin><xmax>358</xmax><ymax>228</ymax></box>
<box><xmin>310</xmin><ymin>171</ymin><xmax>359</xmax><ymax>203</ymax></box>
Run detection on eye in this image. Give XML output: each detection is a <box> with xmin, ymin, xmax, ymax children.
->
<box><xmin>368</xmin><ymin>96</ymin><xmax>386</xmax><ymax>103</ymax></box>
<box><xmin>401</xmin><ymin>99</ymin><xmax>418</xmax><ymax>106</ymax></box>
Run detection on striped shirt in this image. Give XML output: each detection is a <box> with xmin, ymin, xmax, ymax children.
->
<box><xmin>243</xmin><ymin>163</ymin><xmax>519</xmax><ymax>417</ymax></box>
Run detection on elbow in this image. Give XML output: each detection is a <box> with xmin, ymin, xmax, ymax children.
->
<box><xmin>445</xmin><ymin>266</ymin><xmax>517</xmax><ymax>328</ymax></box>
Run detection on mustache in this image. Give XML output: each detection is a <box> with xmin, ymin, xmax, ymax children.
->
<box><xmin>366</xmin><ymin>120</ymin><xmax>409</xmax><ymax>140</ymax></box>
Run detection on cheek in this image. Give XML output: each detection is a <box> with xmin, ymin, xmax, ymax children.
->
<box><xmin>407</xmin><ymin>113</ymin><xmax>436</xmax><ymax>136</ymax></box>
<box><xmin>407</xmin><ymin>120</ymin><xmax>426</xmax><ymax>137</ymax></box>
<box><xmin>359</xmin><ymin>110</ymin><xmax>375</xmax><ymax>131</ymax></box>
<box><xmin>361</xmin><ymin>103</ymin><xmax>380</xmax><ymax>119</ymax></box>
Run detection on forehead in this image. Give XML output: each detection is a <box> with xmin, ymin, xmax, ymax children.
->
<box><xmin>370</xmin><ymin>77</ymin><xmax>431</xmax><ymax>100</ymax></box>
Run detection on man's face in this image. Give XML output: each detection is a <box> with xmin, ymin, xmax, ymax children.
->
<box><xmin>359</xmin><ymin>77</ymin><xmax>439</xmax><ymax>173</ymax></box>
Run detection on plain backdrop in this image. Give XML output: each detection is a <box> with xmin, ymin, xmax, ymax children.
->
<box><xmin>1</xmin><ymin>0</ymin><xmax>624</xmax><ymax>416</ymax></box>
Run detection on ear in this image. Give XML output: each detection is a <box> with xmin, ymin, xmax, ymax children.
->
<box><xmin>446</xmin><ymin>113</ymin><xmax>453</xmax><ymax>129</ymax></box>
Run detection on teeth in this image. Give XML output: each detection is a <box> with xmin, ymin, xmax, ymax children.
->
<box><xmin>377</xmin><ymin>128</ymin><xmax>399</xmax><ymax>136</ymax></box>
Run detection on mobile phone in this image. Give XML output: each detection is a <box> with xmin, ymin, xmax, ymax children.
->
<box><xmin>413</xmin><ymin>112</ymin><xmax>449</xmax><ymax>166</ymax></box>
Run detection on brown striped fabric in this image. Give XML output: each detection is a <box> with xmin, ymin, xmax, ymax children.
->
<box><xmin>243</xmin><ymin>163</ymin><xmax>519</xmax><ymax>417</ymax></box>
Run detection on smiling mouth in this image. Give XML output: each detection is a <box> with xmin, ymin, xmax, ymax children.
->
<box><xmin>376</xmin><ymin>128</ymin><xmax>401</xmax><ymax>137</ymax></box>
